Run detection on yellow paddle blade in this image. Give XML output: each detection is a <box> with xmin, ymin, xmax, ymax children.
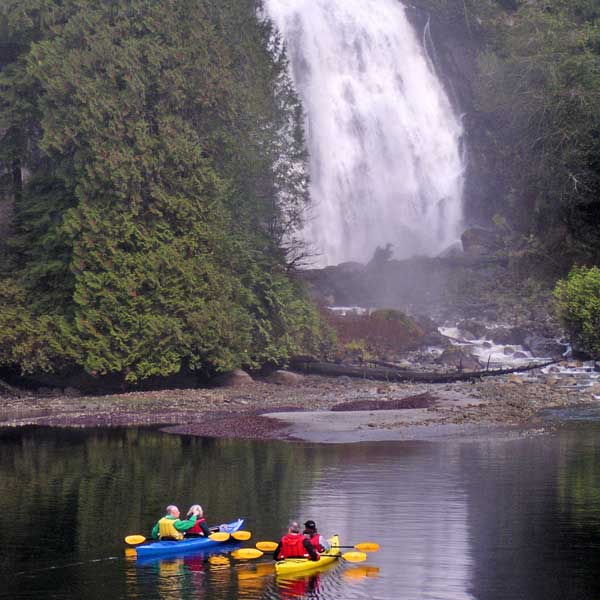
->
<box><xmin>232</xmin><ymin>530</ymin><xmax>252</xmax><ymax>541</ymax></box>
<box><xmin>209</xmin><ymin>532</ymin><xmax>230</xmax><ymax>542</ymax></box>
<box><xmin>124</xmin><ymin>534</ymin><xmax>146</xmax><ymax>546</ymax></box>
<box><xmin>341</xmin><ymin>551</ymin><xmax>367</xmax><ymax>563</ymax></box>
<box><xmin>124</xmin><ymin>548</ymin><xmax>137</xmax><ymax>560</ymax></box>
<box><xmin>231</xmin><ymin>548</ymin><xmax>263</xmax><ymax>560</ymax></box>
<box><xmin>256</xmin><ymin>541</ymin><xmax>278</xmax><ymax>552</ymax></box>
<box><xmin>354</xmin><ymin>542</ymin><xmax>380</xmax><ymax>553</ymax></box>
<box><xmin>343</xmin><ymin>566</ymin><xmax>380</xmax><ymax>580</ymax></box>
<box><xmin>208</xmin><ymin>555</ymin><xmax>230</xmax><ymax>567</ymax></box>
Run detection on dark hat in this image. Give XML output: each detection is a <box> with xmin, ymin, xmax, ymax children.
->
<box><xmin>304</xmin><ymin>520</ymin><xmax>316</xmax><ymax>529</ymax></box>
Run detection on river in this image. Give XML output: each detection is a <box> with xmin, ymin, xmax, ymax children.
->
<box><xmin>2</xmin><ymin>417</ymin><xmax>600</xmax><ymax>599</ymax></box>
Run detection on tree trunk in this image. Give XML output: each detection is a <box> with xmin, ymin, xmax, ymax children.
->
<box><xmin>290</xmin><ymin>359</ymin><xmax>556</xmax><ymax>383</ymax></box>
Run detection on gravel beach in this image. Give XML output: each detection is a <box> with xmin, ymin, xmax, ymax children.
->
<box><xmin>1</xmin><ymin>371</ymin><xmax>596</xmax><ymax>442</ymax></box>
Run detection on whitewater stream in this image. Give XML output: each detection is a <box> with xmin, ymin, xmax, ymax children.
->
<box><xmin>264</xmin><ymin>0</ymin><xmax>465</xmax><ymax>265</ymax></box>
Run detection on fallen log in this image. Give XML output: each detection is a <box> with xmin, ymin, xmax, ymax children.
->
<box><xmin>290</xmin><ymin>359</ymin><xmax>557</xmax><ymax>384</ymax></box>
<box><xmin>0</xmin><ymin>378</ymin><xmax>26</xmax><ymax>397</ymax></box>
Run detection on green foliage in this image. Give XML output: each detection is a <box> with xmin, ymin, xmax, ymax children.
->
<box><xmin>473</xmin><ymin>0</ymin><xmax>600</xmax><ymax>262</ymax></box>
<box><xmin>0</xmin><ymin>0</ymin><xmax>323</xmax><ymax>382</ymax></box>
<box><xmin>554</xmin><ymin>266</ymin><xmax>600</xmax><ymax>357</ymax></box>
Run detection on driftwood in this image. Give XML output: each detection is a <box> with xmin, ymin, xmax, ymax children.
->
<box><xmin>290</xmin><ymin>359</ymin><xmax>557</xmax><ymax>384</ymax></box>
<box><xmin>0</xmin><ymin>378</ymin><xmax>25</xmax><ymax>397</ymax></box>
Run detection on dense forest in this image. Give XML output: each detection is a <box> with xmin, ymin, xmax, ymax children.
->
<box><xmin>2</xmin><ymin>0</ymin><xmax>600</xmax><ymax>384</ymax></box>
<box><xmin>424</xmin><ymin>0</ymin><xmax>600</xmax><ymax>265</ymax></box>
<box><xmin>0</xmin><ymin>0</ymin><xmax>327</xmax><ymax>384</ymax></box>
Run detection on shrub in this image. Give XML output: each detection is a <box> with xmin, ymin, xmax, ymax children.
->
<box><xmin>554</xmin><ymin>266</ymin><xmax>600</xmax><ymax>357</ymax></box>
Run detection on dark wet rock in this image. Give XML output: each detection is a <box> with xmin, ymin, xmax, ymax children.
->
<box><xmin>503</xmin><ymin>347</ymin><xmax>514</xmax><ymax>356</ymax></box>
<box><xmin>513</xmin><ymin>352</ymin><xmax>527</xmax><ymax>359</ymax></box>
<box><xmin>523</xmin><ymin>336</ymin><xmax>568</xmax><ymax>359</ymax></box>
<box><xmin>490</xmin><ymin>327</ymin><xmax>529</xmax><ymax>346</ymax></box>
<box><xmin>266</xmin><ymin>370</ymin><xmax>303</xmax><ymax>385</ymax></box>
<box><xmin>414</xmin><ymin>314</ymin><xmax>439</xmax><ymax>334</ymax></box>
<box><xmin>212</xmin><ymin>369</ymin><xmax>254</xmax><ymax>387</ymax></box>
<box><xmin>461</xmin><ymin>227</ymin><xmax>504</xmax><ymax>257</ymax></box>
<box><xmin>437</xmin><ymin>346</ymin><xmax>482</xmax><ymax>371</ymax></box>
<box><xmin>331</xmin><ymin>392</ymin><xmax>438</xmax><ymax>412</ymax></box>
<box><xmin>421</xmin><ymin>331</ymin><xmax>452</xmax><ymax>348</ymax></box>
<box><xmin>438</xmin><ymin>241</ymin><xmax>464</xmax><ymax>258</ymax></box>
<box><xmin>482</xmin><ymin>341</ymin><xmax>492</xmax><ymax>349</ymax></box>
<box><xmin>458</xmin><ymin>320</ymin><xmax>488</xmax><ymax>339</ymax></box>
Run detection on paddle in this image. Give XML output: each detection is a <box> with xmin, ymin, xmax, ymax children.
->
<box><xmin>253</xmin><ymin>541</ymin><xmax>368</xmax><ymax>564</ymax></box>
<box><xmin>231</xmin><ymin>548</ymin><xmax>264</xmax><ymax>560</ymax></box>
<box><xmin>124</xmin><ymin>531</ymin><xmax>232</xmax><ymax>545</ymax></box>
<box><xmin>255</xmin><ymin>541</ymin><xmax>378</xmax><ymax>553</ymax></box>
<box><xmin>231</xmin><ymin>530</ymin><xmax>252</xmax><ymax>541</ymax></box>
<box><xmin>125</xmin><ymin>535</ymin><xmax>146</xmax><ymax>546</ymax></box>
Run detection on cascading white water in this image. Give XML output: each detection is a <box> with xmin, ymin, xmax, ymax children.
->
<box><xmin>263</xmin><ymin>0</ymin><xmax>465</xmax><ymax>266</ymax></box>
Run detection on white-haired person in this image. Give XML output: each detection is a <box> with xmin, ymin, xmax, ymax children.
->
<box><xmin>184</xmin><ymin>504</ymin><xmax>212</xmax><ymax>537</ymax></box>
<box><xmin>151</xmin><ymin>504</ymin><xmax>199</xmax><ymax>540</ymax></box>
<box><xmin>273</xmin><ymin>521</ymin><xmax>319</xmax><ymax>561</ymax></box>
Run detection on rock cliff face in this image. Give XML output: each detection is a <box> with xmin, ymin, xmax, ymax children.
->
<box><xmin>405</xmin><ymin>1</ymin><xmax>503</xmax><ymax>227</ymax></box>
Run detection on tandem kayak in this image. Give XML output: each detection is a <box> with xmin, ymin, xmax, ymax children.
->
<box><xmin>275</xmin><ymin>534</ymin><xmax>340</xmax><ymax>577</ymax></box>
<box><xmin>135</xmin><ymin>518</ymin><xmax>245</xmax><ymax>558</ymax></box>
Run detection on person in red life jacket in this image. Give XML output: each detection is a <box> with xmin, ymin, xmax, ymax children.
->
<box><xmin>303</xmin><ymin>520</ymin><xmax>331</xmax><ymax>553</ymax></box>
<box><xmin>273</xmin><ymin>521</ymin><xmax>319</xmax><ymax>561</ymax></box>
<box><xmin>185</xmin><ymin>504</ymin><xmax>211</xmax><ymax>537</ymax></box>
<box><xmin>151</xmin><ymin>505</ymin><xmax>199</xmax><ymax>540</ymax></box>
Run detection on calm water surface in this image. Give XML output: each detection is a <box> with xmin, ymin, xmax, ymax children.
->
<box><xmin>2</xmin><ymin>418</ymin><xmax>600</xmax><ymax>600</ymax></box>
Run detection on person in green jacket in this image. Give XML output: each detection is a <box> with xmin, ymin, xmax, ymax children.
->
<box><xmin>151</xmin><ymin>505</ymin><xmax>199</xmax><ymax>540</ymax></box>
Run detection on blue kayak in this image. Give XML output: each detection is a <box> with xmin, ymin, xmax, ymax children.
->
<box><xmin>135</xmin><ymin>518</ymin><xmax>245</xmax><ymax>558</ymax></box>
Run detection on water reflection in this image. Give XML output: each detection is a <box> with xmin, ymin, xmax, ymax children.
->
<box><xmin>3</xmin><ymin>422</ymin><xmax>600</xmax><ymax>599</ymax></box>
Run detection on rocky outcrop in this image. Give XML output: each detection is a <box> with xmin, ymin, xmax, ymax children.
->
<box><xmin>213</xmin><ymin>369</ymin><xmax>254</xmax><ymax>387</ymax></box>
<box><xmin>437</xmin><ymin>346</ymin><xmax>482</xmax><ymax>371</ymax></box>
<box><xmin>266</xmin><ymin>370</ymin><xmax>303</xmax><ymax>385</ymax></box>
<box><xmin>461</xmin><ymin>227</ymin><xmax>504</xmax><ymax>257</ymax></box>
<box><xmin>523</xmin><ymin>336</ymin><xmax>568</xmax><ymax>359</ymax></box>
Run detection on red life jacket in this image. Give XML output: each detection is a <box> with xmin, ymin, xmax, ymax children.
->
<box><xmin>278</xmin><ymin>533</ymin><xmax>309</xmax><ymax>559</ymax></box>
<box><xmin>309</xmin><ymin>533</ymin><xmax>325</xmax><ymax>552</ymax></box>
<box><xmin>187</xmin><ymin>517</ymin><xmax>207</xmax><ymax>535</ymax></box>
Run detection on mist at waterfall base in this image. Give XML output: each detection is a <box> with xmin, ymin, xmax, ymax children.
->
<box><xmin>264</xmin><ymin>0</ymin><xmax>465</xmax><ymax>266</ymax></box>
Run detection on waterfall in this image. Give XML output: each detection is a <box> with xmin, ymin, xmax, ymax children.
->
<box><xmin>263</xmin><ymin>0</ymin><xmax>465</xmax><ymax>266</ymax></box>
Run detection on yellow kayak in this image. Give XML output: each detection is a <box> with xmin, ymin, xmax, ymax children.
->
<box><xmin>275</xmin><ymin>535</ymin><xmax>340</xmax><ymax>577</ymax></box>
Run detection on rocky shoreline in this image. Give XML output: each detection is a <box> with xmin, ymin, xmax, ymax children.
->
<box><xmin>1</xmin><ymin>370</ymin><xmax>597</xmax><ymax>443</ymax></box>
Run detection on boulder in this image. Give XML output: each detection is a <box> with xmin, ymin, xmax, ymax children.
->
<box><xmin>460</xmin><ymin>227</ymin><xmax>504</xmax><ymax>257</ymax></box>
<box><xmin>503</xmin><ymin>346</ymin><xmax>514</xmax><ymax>355</ymax></box>
<box><xmin>513</xmin><ymin>351</ymin><xmax>527</xmax><ymax>359</ymax></box>
<box><xmin>523</xmin><ymin>335</ymin><xmax>568</xmax><ymax>359</ymax></box>
<box><xmin>457</xmin><ymin>320</ymin><xmax>489</xmax><ymax>339</ymax></box>
<box><xmin>266</xmin><ymin>370</ymin><xmax>303</xmax><ymax>385</ymax></box>
<box><xmin>213</xmin><ymin>369</ymin><xmax>254</xmax><ymax>387</ymax></box>
<box><xmin>421</xmin><ymin>331</ymin><xmax>452</xmax><ymax>348</ymax></box>
<box><xmin>437</xmin><ymin>346</ymin><xmax>482</xmax><ymax>371</ymax></box>
<box><xmin>490</xmin><ymin>327</ymin><xmax>529</xmax><ymax>346</ymax></box>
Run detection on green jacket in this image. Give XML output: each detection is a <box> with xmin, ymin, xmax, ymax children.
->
<box><xmin>151</xmin><ymin>514</ymin><xmax>197</xmax><ymax>540</ymax></box>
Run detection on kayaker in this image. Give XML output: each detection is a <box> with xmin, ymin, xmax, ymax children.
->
<box><xmin>185</xmin><ymin>504</ymin><xmax>211</xmax><ymax>537</ymax></box>
<box><xmin>151</xmin><ymin>504</ymin><xmax>199</xmax><ymax>540</ymax></box>
<box><xmin>303</xmin><ymin>519</ymin><xmax>331</xmax><ymax>552</ymax></box>
<box><xmin>273</xmin><ymin>521</ymin><xmax>319</xmax><ymax>561</ymax></box>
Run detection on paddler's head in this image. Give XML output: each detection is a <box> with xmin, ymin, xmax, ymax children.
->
<box><xmin>166</xmin><ymin>505</ymin><xmax>180</xmax><ymax>518</ymax></box>
<box><xmin>288</xmin><ymin>521</ymin><xmax>300</xmax><ymax>534</ymax></box>
<box><xmin>303</xmin><ymin>519</ymin><xmax>317</xmax><ymax>535</ymax></box>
